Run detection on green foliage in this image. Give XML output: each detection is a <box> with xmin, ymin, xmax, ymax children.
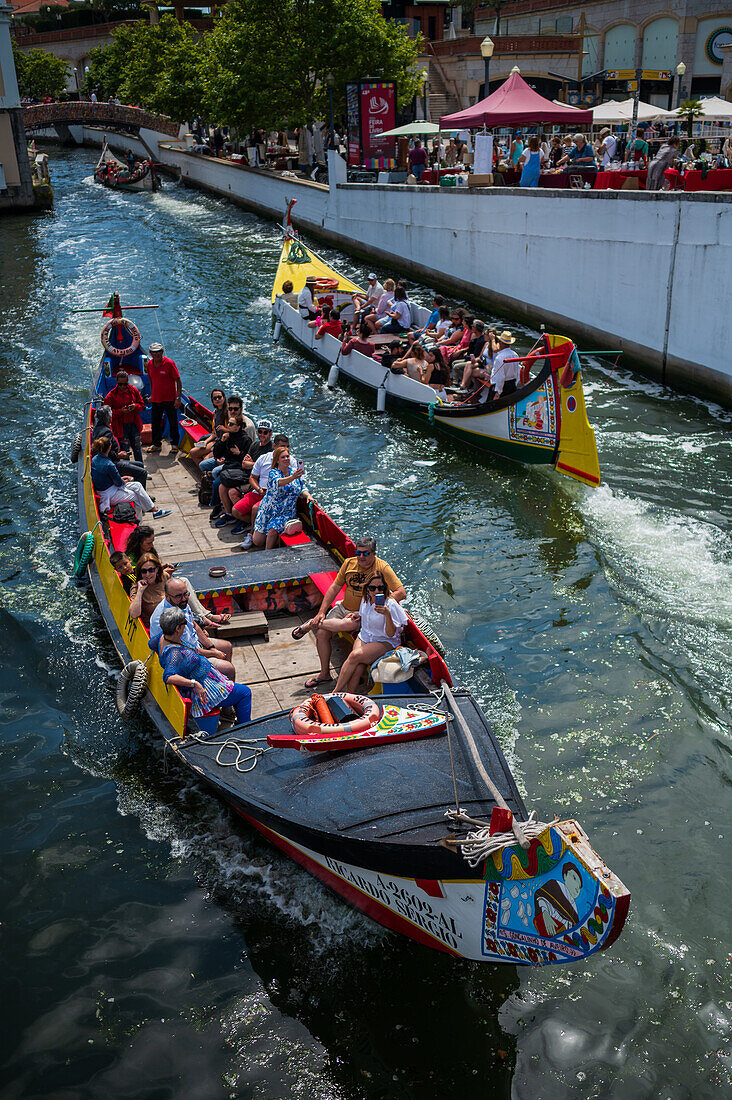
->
<box><xmin>82</xmin><ymin>0</ymin><xmax>423</xmax><ymax>129</ymax></box>
<box><xmin>12</xmin><ymin>42</ymin><xmax>69</xmax><ymax>99</ymax></box>
<box><xmin>84</xmin><ymin>16</ymin><xmax>205</xmax><ymax>120</ymax></box>
<box><xmin>676</xmin><ymin>99</ymin><xmax>704</xmax><ymax>140</ymax></box>
<box><xmin>203</xmin><ymin>0</ymin><xmax>424</xmax><ymax>130</ymax></box>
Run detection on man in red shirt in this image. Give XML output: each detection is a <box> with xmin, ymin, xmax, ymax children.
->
<box><xmin>104</xmin><ymin>369</ymin><xmax>145</xmax><ymax>460</ymax></box>
<box><xmin>146</xmin><ymin>342</ymin><xmax>182</xmax><ymax>453</ymax></box>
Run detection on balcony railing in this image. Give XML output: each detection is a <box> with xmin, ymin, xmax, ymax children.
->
<box><xmin>430</xmin><ymin>33</ymin><xmax>581</xmax><ymax>58</ymax></box>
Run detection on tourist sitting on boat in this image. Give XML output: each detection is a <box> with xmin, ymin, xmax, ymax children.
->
<box><xmin>558</xmin><ymin>133</ymin><xmax>597</xmax><ymax>170</ymax></box>
<box><xmin>333</xmin><ymin>572</ymin><xmax>409</xmax><ymax>692</ymax></box>
<box><xmin>368</xmin><ymin>285</ymin><xmax>411</xmax><ymax>335</ymax></box>
<box><xmin>410</xmin><ymin>294</ymin><xmax>445</xmax><ymax>342</ymax></box>
<box><xmin>459</xmin><ymin>328</ymin><xmax>499</xmax><ymax>393</ymax></box>
<box><xmin>149</xmin><ymin>577</ymin><xmax>234</xmax><ymax>678</ymax></box>
<box><xmin>294</xmin><ymin>537</ymin><xmax>406</xmax><ymax>690</ymax></box>
<box><xmin>214</xmin><ymin>419</ymin><xmax>273</xmax><ymax>526</ymax></box>
<box><xmin>201</xmin><ymin>393</ymin><xmax>248</xmax><ymax>495</ymax></box>
<box><xmin>341</xmin><ymin>324</ymin><xmax>376</xmax><ymax>359</ymax></box>
<box><xmin>450</xmin><ymin>319</ymin><xmax>487</xmax><ymax>376</ymax></box>
<box><xmin>123</xmin><ymin>526</ymin><xmax>219</xmax><ymax>621</ymax></box>
<box><xmin>188</xmin><ymin>388</ymin><xmax>228</xmax><ymax>467</ymax></box>
<box><xmin>231</xmin><ymin>432</ymin><xmax>290</xmax><ymax>540</ymax></box>
<box><xmin>441</xmin><ymin>315</ymin><xmax>475</xmax><ymax>366</ymax></box>
<box><xmin>297</xmin><ymin>276</ymin><xmax>318</xmax><ymax>320</ymax></box>
<box><xmin>129</xmin><ymin>554</ymin><xmax>167</xmax><ymax>631</ymax></box>
<box><xmin>389</xmin><ymin>342</ymin><xmax>428</xmax><ymax>382</ymax></box>
<box><xmin>425</xmin><ymin>348</ymin><xmax>453</xmax><ymax>403</ymax></box>
<box><xmin>434</xmin><ymin>309</ymin><xmax>466</xmax><ymax>352</ymax></box>
<box><xmin>351</xmin><ymin>273</ymin><xmax>384</xmax><ymax>324</ymax></box>
<box><xmin>278</xmin><ymin>280</ymin><xmax>299</xmax><ymax>309</ymax></box>
<box><xmin>311</xmin><ymin>307</ymin><xmax>342</xmax><ymax>339</ymax></box>
<box><xmin>151</xmin><ymin>607</ymin><xmax>252</xmax><ymax>735</ymax></box>
<box><xmin>104</xmin><ymin>369</ymin><xmax>145</xmax><ymax>462</ymax></box>
<box><xmin>489</xmin><ymin>331</ymin><xmax>521</xmax><ymax>399</ymax></box>
<box><xmin>110</xmin><ymin>550</ymin><xmax>134</xmax><ymax>595</ymax></box>
<box><xmin>250</xmin><ymin>445</ymin><xmax>305</xmax><ymax>550</ymax></box>
<box><xmin>360</xmin><ymin>277</ymin><xmax>394</xmax><ymax>328</ymax></box>
<box><xmin>92</xmin><ymin>405</ymin><xmax>148</xmax><ymax>486</ymax></box>
<box><xmin>90</xmin><ymin>437</ymin><xmax>164</xmax><ymax>522</ymax></box>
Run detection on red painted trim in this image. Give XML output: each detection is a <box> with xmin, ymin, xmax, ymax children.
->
<box><xmin>600</xmin><ymin>891</ymin><xmax>631</xmax><ymax>952</ymax></box>
<box><xmin>235</xmin><ymin>809</ymin><xmax>462</xmax><ymax>957</ymax></box>
<box><xmin>415</xmin><ymin>878</ymin><xmax>445</xmax><ymax>899</ymax></box>
<box><xmin>556</xmin><ymin>461</ymin><xmax>601</xmax><ymax>485</ymax></box>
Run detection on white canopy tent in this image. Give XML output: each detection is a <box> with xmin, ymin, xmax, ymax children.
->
<box><xmin>591</xmin><ymin>99</ymin><xmax>673</xmax><ymax>125</ymax></box>
<box><xmin>666</xmin><ymin>97</ymin><xmax>732</xmax><ymax>122</ymax></box>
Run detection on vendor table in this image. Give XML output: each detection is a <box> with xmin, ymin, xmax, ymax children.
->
<box><xmin>422</xmin><ymin>167</ymin><xmax>461</xmax><ymax>184</ymax></box>
<box><xmin>538</xmin><ymin>168</ymin><xmax>597</xmax><ymax>189</ymax></box>
<box><xmin>682</xmin><ymin>168</ymin><xmax>732</xmax><ymax>192</ymax></box>
<box><xmin>594</xmin><ymin>169</ymin><xmax>647</xmax><ymax>190</ymax></box>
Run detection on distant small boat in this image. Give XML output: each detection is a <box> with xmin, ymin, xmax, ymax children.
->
<box><xmin>272</xmin><ymin>211</ymin><xmax>601</xmax><ymax>487</ymax></box>
<box><xmin>94</xmin><ymin>142</ymin><xmax>159</xmax><ymax>192</ymax></box>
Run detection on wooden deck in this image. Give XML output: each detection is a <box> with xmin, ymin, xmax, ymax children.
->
<box><xmin>143</xmin><ymin>443</ymin><xmax>345</xmax><ymax>719</ymax></box>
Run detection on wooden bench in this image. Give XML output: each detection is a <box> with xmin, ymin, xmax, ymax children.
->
<box><xmin>214</xmin><ymin>610</ymin><xmax>269</xmax><ymax>641</ymax></box>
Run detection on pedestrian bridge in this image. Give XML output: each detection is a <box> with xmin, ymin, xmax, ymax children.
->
<box><xmin>23</xmin><ymin>102</ymin><xmax>181</xmax><ymax>140</ymax></box>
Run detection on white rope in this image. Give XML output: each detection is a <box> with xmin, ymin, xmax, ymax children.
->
<box><xmin>188</xmin><ymin>730</ymin><xmax>272</xmax><ymax>773</ymax></box>
<box><xmin>444</xmin><ymin>809</ymin><xmax>556</xmax><ymax>868</ymax></box>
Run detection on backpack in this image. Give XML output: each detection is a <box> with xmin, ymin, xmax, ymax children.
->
<box><xmin>198</xmin><ymin>471</ymin><xmax>213</xmax><ymax>507</ymax></box>
<box><xmin>112</xmin><ymin>502</ymin><xmax>139</xmax><ymax>525</ymax></box>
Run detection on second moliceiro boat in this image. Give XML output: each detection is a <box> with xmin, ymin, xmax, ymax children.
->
<box><xmin>272</xmin><ymin>216</ymin><xmax>601</xmax><ymax>487</ymax></box>
<box><xmin>74</xmin><ymin>296</ymin><xmax>627</xmax><ymax>964</ymax></box>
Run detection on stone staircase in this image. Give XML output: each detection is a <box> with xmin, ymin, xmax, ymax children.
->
<box><xmin>427</xmin><ymin>63</ymin><xmax>461</xmax><ymax>122</ymax></box>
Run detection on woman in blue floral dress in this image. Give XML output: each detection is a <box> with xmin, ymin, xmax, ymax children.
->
<box><xmin>252</xmin><ymin>445</ymin><xmax>305</xmax><ymax>549</ymax></box>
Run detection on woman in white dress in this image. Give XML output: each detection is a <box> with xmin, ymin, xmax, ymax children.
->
<box><xmin>334</xmin><ymin>572</ymin><xmax>408</xmax><ymax>692</ymax></box>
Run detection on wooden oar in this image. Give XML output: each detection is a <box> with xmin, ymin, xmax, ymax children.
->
<box><xmin>443</xmin><ymin>684</ymin><xmax>529</xmax><ymax>849</ymax></box>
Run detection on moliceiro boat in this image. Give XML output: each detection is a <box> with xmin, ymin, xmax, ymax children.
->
<box><xmin>73</xmin><ymin>296</ymin><xmax>628</xmax><ymax>964</ymax></box>
<box><xmin>94</xmin><ymin>142</ymin><xmax>159</xmax><ymax>192</ymax></box>
<box><xmin>271</xmin><ymin>220</ymin><xmax>601</xmax><ymax>487</ymax></box>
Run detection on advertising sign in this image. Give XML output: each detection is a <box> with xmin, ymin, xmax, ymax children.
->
<box><xmin>346</xmin><ymin>81</ymin><xmax>361</xmax><ymax>167</ymax></box>
<box><xmin>359</xmin><ymin>81</ymin><xmax>396</xmax><ymax>167</ymax></box>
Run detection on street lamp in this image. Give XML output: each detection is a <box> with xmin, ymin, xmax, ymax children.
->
<box><xmin>326</xmin><ymin>72</ymin><xmax>335</xmax><ymax>138</ymax></box>
<box><xmin>675</xmin><ymin>60</ymin><xmax>686</xmax><ymax>108</ymax></box>
<box><xmin>480</xmin><ymin>35</ymin><xmax>494</xmax><ymax>98</ymax></box>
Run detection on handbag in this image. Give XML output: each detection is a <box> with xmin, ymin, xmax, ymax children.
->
<box><xmin>112</xmin><ymin>502</ymin><xmax>138</xmax><ymax>525</ymax></box>
<box><xmin>283</xmin><ymin>518</ymin><xmax>302</xmax><ymax>536</ymax></box>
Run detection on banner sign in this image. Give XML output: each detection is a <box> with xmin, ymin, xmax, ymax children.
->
<box><xmin>359</xmin><ymin>81</ymin><xmax>396</xmax><ymax>167</ymax></box>
<box><xmin>346</xmin><ymin>80</ymin><xmax>397</xmax><ymax>169</ymax></box>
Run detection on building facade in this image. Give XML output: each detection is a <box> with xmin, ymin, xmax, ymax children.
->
<box><xmin>432</xmin><ymin>1</ymin><xmax>732</xmax><ymax>112</ymax></box>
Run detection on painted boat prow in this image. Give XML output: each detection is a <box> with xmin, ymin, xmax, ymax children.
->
<box><xmin>548</xmin><ymin>334</ymin><xmax>601</xmax><ymax>487</ymax></box>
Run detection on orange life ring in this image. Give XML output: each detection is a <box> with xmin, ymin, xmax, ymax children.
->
<box><xmin>101</xmin><ymin>318</ymin><xmax>141</xmax><ymax>358</ymax></box>
<box><xmin>314</xmin><ymin>277</ymin><xmax>338</xmax><ymax>291</ymax></box>
<box><xmin>290</xmin><ymin>692</ymin><xmax>381</xmax><ymax>738</ymax></box>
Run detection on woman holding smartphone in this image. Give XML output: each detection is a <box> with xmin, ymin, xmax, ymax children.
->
<box><xmin>334</xmin><ymin>572</ymin><xmax>408</xmax><ymax>692</ymax></box>
<box><xmin>251</xmin><ymin>446</ymin><xmax>305</xmax><ymax>550</ymax></box>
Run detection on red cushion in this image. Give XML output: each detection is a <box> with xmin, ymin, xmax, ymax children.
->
<box><xmin>107</xmin><ymin>520</ymin><xmax>138</xmax><ymax>551</ymax></box>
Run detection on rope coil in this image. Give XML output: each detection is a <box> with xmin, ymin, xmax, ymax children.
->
<box><xmin>444</xmin><ymin>809</ymin><xmax>556</xmax><ymax>868</ymax></box>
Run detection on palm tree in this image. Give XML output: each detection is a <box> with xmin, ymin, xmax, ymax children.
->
<box><xmin>676</xmin><ymin>99</ymin><xmax>704</xmax><ymax>141</ymax></box>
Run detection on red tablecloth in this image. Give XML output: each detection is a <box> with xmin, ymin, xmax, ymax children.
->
<box><xmin>594</xmin><ymin>169</ymin><xmax>647</xmax><ymax>190</ymax></box>
<box><xmin>538</xmin><ymin>168</ymin><xmax>597</xmax><ymax>189</ymax></box>
<box><xmin>683</xmin><ymin>168</ymin><xmax>732</xmax><ymax>192</ymax></box>
<box><xmin>422</xmin><ymin>167</ymin><xmax>460</xmax><ymax>184</ymax></box>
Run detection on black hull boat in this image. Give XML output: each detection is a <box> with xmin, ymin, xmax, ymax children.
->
<box><xmin>73</xmin><ymin>295</ymin><xmax>629</xmax><ymax>964</ymax></box>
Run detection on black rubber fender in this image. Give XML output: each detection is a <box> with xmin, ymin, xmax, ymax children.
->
<box><xmin>409</xmin><ymin>613</ymin><xmax>447</xmax><ymax>658</ymax></box>
<box><xmin>70</xmin><ymin>431</ymin><xmax>83</xmax><ymax>463</ymax></box>
<box><xmin>115</xmin><ymin>660</ymin><xmax>148</xmax><ymax>720</ymax></box>
<box><xmin>73</xmin><ymin>531</ymin><xmax>95</xmax><ymax>577</ymax></box>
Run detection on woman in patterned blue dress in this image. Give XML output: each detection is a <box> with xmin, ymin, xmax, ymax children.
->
<box><xmin>151</xmin><ymin>607</ymin><xmax>252</xmax><ymax>735</ymax></box>
<box><xmin>252</xmin><ymin>445</ymin><xmax>305</xmax><ymax>549</ymax></box>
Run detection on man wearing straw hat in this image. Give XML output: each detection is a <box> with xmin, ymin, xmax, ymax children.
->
<box><xmin>490</xmin><ymin>330</ymin><xmax>521</xmax><ymax>399</ymax></box>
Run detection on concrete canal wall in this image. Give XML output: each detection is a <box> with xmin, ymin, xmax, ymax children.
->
<box><xmin>81</xmin><ymin>132</ymin><xmax>732</xmax><ymax>406</ymax></box>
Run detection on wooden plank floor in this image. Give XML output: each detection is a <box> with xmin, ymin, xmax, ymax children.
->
<box><xmin>144</xmin><ymin>443</ymin><xmax>345</xmax><ymax>718</ymax></box>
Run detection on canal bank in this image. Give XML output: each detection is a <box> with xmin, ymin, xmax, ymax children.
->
<box><xmin>77</xmin><ymin>130</ymin><xmax>732</xmax><ymax>407</ymax></box>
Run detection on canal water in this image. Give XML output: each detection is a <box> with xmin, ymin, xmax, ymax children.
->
<box><xmin>1</xmin><ymin>146</ymin><xmax>730</xmax><ymax>1098</ymax></box>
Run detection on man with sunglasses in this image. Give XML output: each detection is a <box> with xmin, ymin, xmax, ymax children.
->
<box><xmin>149</xmin><ymin>577</ymin><xmax>234</xmax><ymax>677</ymax></box>
<box><xmin>298</xmin><ymin>536</ymin><xmax>406</xmax><ymax>689</ymax></box>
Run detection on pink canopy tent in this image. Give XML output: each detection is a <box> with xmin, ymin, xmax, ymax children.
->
<box><xmin>440</xmin><ymin>72</ymin><xmax>593</xmax><ymax>130</ymax></box>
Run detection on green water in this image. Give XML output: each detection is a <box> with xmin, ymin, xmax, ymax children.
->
<box><xmin>0</xmin><ymin>145</ymin><xmax>730</xmax><ymax>1098</ymax></box>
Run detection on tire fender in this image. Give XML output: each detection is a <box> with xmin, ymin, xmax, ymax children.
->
<box><xmin>73</xmin><ymin>531</ymin><xmax>95</xmax><ymax>577</ymax></box>
<box><xmin>116</xmin><ymin>660</ymin><xmax>148</xmax><ymax>720</ymax></box>
<box><xmin>70</xmin><ymin>431</ymin><xmax>83</xmax><ymax>463</ymax></box>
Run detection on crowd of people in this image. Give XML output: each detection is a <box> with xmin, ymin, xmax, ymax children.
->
<box><xmin>280</xmin><ymin>275</ymin><xmax>525</xmax><ymax>404</ymax></box>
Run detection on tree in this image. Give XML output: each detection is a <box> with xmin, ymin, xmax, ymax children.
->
<box><xmin>84</xmin><ymin>17</ymin><xmax>206</xmax><ymax>120</ymax></box>
<box><xmin>204</xmin><ymin>0</ymin><xmax>423</xmax><ymax>131</ymax></box>
<box><xmin>12</xmin><ymin>42</ymin><xmax>69</xmax><ymax>99</ymax></box>
<box><xmin>676</xmin><ymin>99</ymin><xmax>704</xmax><ymax>142</ymax></box>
